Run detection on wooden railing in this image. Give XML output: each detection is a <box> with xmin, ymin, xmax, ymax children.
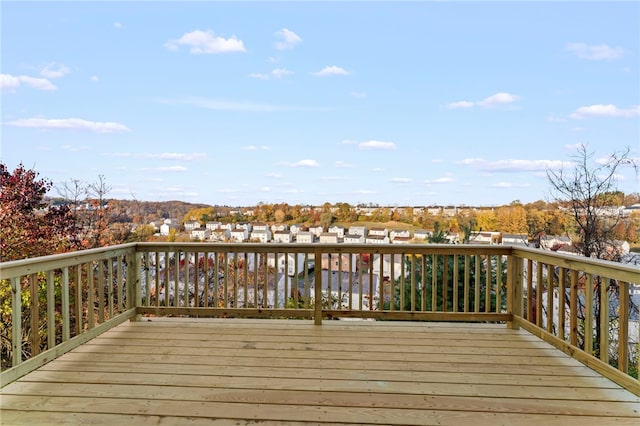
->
<box><xmin>1</xmin><ymin>242</ymin><xmax>638</xmax><ymax>394</ymax></box>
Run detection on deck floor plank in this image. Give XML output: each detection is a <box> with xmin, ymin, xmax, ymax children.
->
<box><xmin>2</xmin><ymin>318</ymin><xmax>639</xmax><ymax>425</ymax></box>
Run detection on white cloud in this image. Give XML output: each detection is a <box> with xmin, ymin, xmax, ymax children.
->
<box><xmin>281</xmin><ymin>159</ymin><xmax>320</xmax><ymax>167</ymax></box>
<box><xmin>40</xmin><ymin>63</ymin><xmax>70</xmax><ymax>79</ymax></box>
<box><xmin>260</xmin><ymin>186</ymin><xmax>271</xmax><ymax>192</ymax></box>
<box><xmin>564</xmin><ymin>143</ymin><xmax>585</xmax><ymax>150</ymax></box>
<box><xmin>459</xmin><ymin>158</ymin><xmax>566</xmax><ymax>172</ymax></box>
<box><xmin>266</xmin><ymin>172</ymin><xmax>284</xmax><ymax>178</ymax></box>
<box><xmin>250</xmin><ymin>68</ymin><xmax>294</xmax><ymax>80</ymax></box>
<box><xmin>114</xmin><ymin>21</ymin><xmax>123</xmax><ymax>29</ymax></box>
<box><xmin>350</xmin><ymin>91</ymin><xmax>367</xmax><ymax>98</ymax></box>
<box><xmin>90</xmin><ymin>75</ymin><xmax>99</xmax><ymax>82</ymax></box>
<box><xmin>274</xmin><ymin>28</ymin><xmax>302</xmax><ymax>50</ymax></box>
<box><xmin>565</xmin><ymin>42</ymin><xmax>626</xmax><ymax>60</ymax></box>
<box><xmin>341</xmin><ymin>139</ymin><xmax>358</xmax><ymax>145</ymax></box>
<box><xmin>335</xmin><ymin>160</ymin><xmax>355</xmax><ymax>168</ymax></box>
<box><xmin>358</xmin><ymin>140</ymin><xmax>397</xmax><ymax>150</ymax></box>
<box><xmin>372</xmin><ymin>167</ymin><xmax>384</xmax><ymax>172</ymax></box>
<box><xmin>446</xmin><ymin>101</ymin><xmax>474</xmax><ymax>109</ymax></box>
<box><xmin>311</xmin><ymin>66</ymin><xmax>350</xmax><ymax>77</ymax></box>
<box><xmin>321</xmin><ymin>176</ymin><xmax>347</xmax><ymax>181</ymax></box>
<box><xmin>491</xmin><ymin>182</ymin><xmax>532</xmax><ymax>188</ymax></box>
<box><xmin>142</xmin><ymin>166</ymin><xmax>188</xmax><ymax>172</ymax></box>
<box><xmin>446</xmin><ymin>92</ymin><xmax>520</xmax><ymax>109</ymax></box>
<box><xmin>1</xmin><ymin>74</ymin><xmax>56</xmax><ymax>92</ymax></box>
<box><xmin>477</xmin><ymin>92</ymin><xmax>520</xmax><ymax>107</ymax></box>
<box><xmin>390</xmin><ymin>177</ymin><xmax>413</xmax><ymax>183</ymax></box>
<box><xmin>5</xmin><ymin>117</ymin><xmax>130</xmax><ymax>133</ymax></box>
<box><xmin>547</xmin><ymin>116</ymin><xmax>567</xmax><ymax>123</ymax></box>
<box><xmin>424</xmin><ymin>177</ymin><xmax>454</xmax><ymax>184</ymax></box>
<box><xmin>241</xmin><ymin>145</ymin><xmax>270</xmax><ymax>151</ymax></box>
<box><xmin>111</xmin><ymin>152</ymin><xmax>207</xmax><ymax>161</ymax></box>
<box><xmin>569</xmin><ymin>104</ymin><xmax>640</xmax><ymax>119</ymax></box>
<box><xmin>165</xmin><ymin>30</ymin><xmax>246</xmax><ymax>54</ymax></box>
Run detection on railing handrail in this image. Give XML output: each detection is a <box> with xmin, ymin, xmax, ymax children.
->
<box><xmin>0</xmin><ymin>243</ymin><xmax>137</xmax><ymax>280</ymax></box>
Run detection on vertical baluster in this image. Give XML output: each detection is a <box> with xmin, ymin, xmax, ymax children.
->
<box><xmin>526</xmin><ymin>259</ymin><xmax>533</xmax><ymax>322</ymax></box>
<box><xmin>570</xmin><ymin>270</ymin><xmax>578</xmax><ymax>347</ymax></box>
<box><xmin>88</xmin><ymin>262</ymin><xmax>95</xmax><ymax>329</ymax></box>
<box><xmin>107</xmin><ymin>257</ymin><xmax>114</xmax><ymax>319</ymax></box>
<box><xmin>484</xmin><ymin>255</ymin><xmax>491</xmax><ymax>313</ymax></box>
<box><xmin>75</xmin><ymin>265</ymin><xmax>82</xmax><ymax>336</ymax></box>
<box><xmin>410</xmin><ymin>254</ymin><xmax>416</xmax><ymax>312</ymax></box>
<box><xmin>174</xmin><ymin>251</ymin><xmax>180</xmax><ymax>308</ymax></box>
<box><xmin>348</xmin><ymin>253</ymin><xmax>353</xmax><ymax>310</ymax></box>
<box><xmin>244</xmin><ymin>252</ymin><xmax>249</xmax><ymax>309</ymax></box>
<box><xmin>390</xmin><ymin>254</ymin><xmax>395</xmax><ymax>311</ymax></box>
<box><xmin>273</xmin><ymin>252</ymin><xmax>278</xmax><ymax>309</ymax></box>
<box><xmin>154</xmin><ymin>252</ymin><xmax>160</xmax><ymax>308</ymax></box>
<box><xmin>358</xmin><ymin>254</ymin><xmax>363</xmax><ymax>311</ymax></box>
<box><xmin>442</xmin><ymin>254</ymin><xmax>449</xmax><ymax>312</ymax></box>
<box><xmin>546</xmin><ymin>264</ymin><xmax>554</xmax><ymax>333</ymax></box>
<box><xmin>233</xmin><ymin>252</ymin><xmax>239</xmax><ymax>308</ymax></box>
<box><xmin>369</xmin><ymin>252</ymin><xmax>374</xmax><ymax>311</ymax></box>
<box><xmin>453</xmin><ymin>254</ymin><xmax>459</xmax><ymax>313</ymax></box>
<box><xmin>585</xmin><ymin>274</ymin><xmax>594</xmax><ymax>355</ymax></box>
<box><xmin>62</xmin><ymin>267</ymin><xmax>70</xmax><ymax>342</ymax></box>
<box><xmin>599</xmin><ymin>275</ymin><xmax>609</xmax><ymax>363</ymax></box>
<box><xmin>431</xmin><ymin>254</ymin><xmax>437</xmax><ymax>312</ymax></box>
<box><xmin>474</xmin><ymin>255</ymin><xmax>481</xmax><ymax>313</ymax></box>
<box><xmin>262</xmin><ymin>252</ymin><xmax>268</xmax><ymax>309</ymax></box>
<box><xmin>47</xmin><ymin>270</ymin><xmax>55</xmax><ymax>348</ymax></box>
<box><xmin>223</xmin><ymin>253</ymin><xmax>229</xmax><ymax>308</ymax></box>
<box><xmin>558</xmin><ymin>268</ymin><xmax>566</xmax><ymax>341</ymax></box>
<box><xmin>30</xmin><ymin>274</ymin><xmax>40</xmax><ymax>356</ymax></box>
<box><xmin>463</xmin><ymin>255</ymin><xmax>470</xmax><ymax>313</ymax></box>
<box><xmin>338</xmin><ymin>253</ymin><xmax>343</xmax><ymax>311</ymax></box>
<box><xmin>254</xmin><ymin>252</ymin><xmax>260</xmax><ymax>309</ymax></box>
<box><xmin>618</xmin><ymin>281</ymin><xmax>629</xmax><ymax>373</ymax></box>
<box><xmin>12</xmin><ymin>277</ymin><xmax>22</xmax><ymax>367</ymax></box>
<box><xmin>421</xmin><ymin>255</ymin><xmax>427</xmax><ymax>312</ymax></box>
<box><xmin>535</xmin><ymin>262</ymin><xmax>543</xmax><ymax>327</ymax></box>
<box><xmin>194</xmin><ymin>251</ymin><xmax>200</xmax><ymax>308</ymax></box>
<box><xmin>495</xmin><ymin>255</ymin><xmax>503</xmax><ymax>313</ymax></box>
<box><xmin>117</xmin><ymin>256</ymin><xmax>124</xmax><ymax>312</ymax></box>
<box><xmin>98</xmin><ymin>261</ymin><xmax>105</xmax><ymax>323</ymax></box>
<box><xmin>163</xmin><ymin>252</ymin><xmax>170</xmax><ymax>307</ymax></box>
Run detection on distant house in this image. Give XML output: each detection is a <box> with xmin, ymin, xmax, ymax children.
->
<box><xmin>344</xmin><ymin>234</ymin><xmax>365</xmax><ymax>244</ymax></box>
<box><xmin>230</xmin><ymin>228</ymin><xmax>248</xmax><ymax>242</ymax></box>
<box><xmin>391</xmin><ymin>236</ymin><xmax>411</xmax><ymax>244</ymax></box>
<box><xmin>250</xmin><ymin>229</ymin><xmax>271</xmax><ymax>243</ymax></box>
<box><xmin>219</xmin><ymin>223</ymin><xmax>234</xmax><ymax>232</ymax></box>
<box><xmin>251</xmin><ymin>222</ymin><xmax>268</xmax><ymax>232</ymax></box>
<box><xmin>502</xmin><ymin>233</ymin><xmax>529</xmax><ymax>246</ymax></box>
<box><xmin>369</xmin><ymin>227</ymin><xmax>388</xmax><ymax>237</ymax></box>
<box><xmin>209</xmin><ymin>229</ymin><xmax>230</xmax><ymax>242</ymax></box>
<box><xmin>348</xmin><ymin>225</ymin><xmax>368</xmax><ymax>237</ymax></box>
<box><xmin>159</xmin><ymin>223</ymin><xmax>179</xmax><ymax>236</ymax></box>
<box><xmin>290</xmin><ymin>224</ymin><xmax>306</xmax><ymax>236</ymax></box>
<box><xmin>184</xmin><ymin>221</ymin><xmax>201</xmax><ymax>231</ymax></box>
<box><xmin>319</xmin><ymin>233</ymin><xmax>339</xmax><ymax>244</ymax></box>
<box><xmin>389</xmin><ymin>229</ymin><xmax>410</xmax><ymax>240</ymax></box>
<box><xmin>296</xmin><ymin>231</ymin><xmax>314</xmax><ymax>243</ymax></box>
<box><xmin>469</xmin><ymin>231</ymin><xmax>500</xmax><ymax>245</ymax></box>
<box><xmin>206</xmin><ymin>221</ymin><xmax>222</xmax><ymax>231</ymax></box>
<box><xmin>271</xmin><ymin>224</ymin><xmax>289</xmax><ymax>233</ymax></box>
<box><xmin>237</xmin><ymin>222</ymin><xmax>253</xmax><ymax>232</ymax></box>
<box><xmin>191</xmin><ymin>228</ymin><xmax>210</xmax><ymax>241</ymax></box>
<box><xmin>444</xmin><ymin>233</ymin><xmax>460</xmax><ymax>244</ymax></box>
<box><xmin>412</xmin><ymin>230</ymin><xmax>432</xmax><ymax>241</ymax></box>
<box><xmin>273</xmin><ymin>230</ymin><xmax>293</xmax><ymax>243</ymax></box>
<box><xmin>328</xmin><ymin>225</ymin><xmax>345</xmax><ymax>239</ymax></box>
<box><xmin>309</xmin><ymin>226</ymin><xmax>324</xmax><ymax>238</ymax></box>
<box><xmin>366</xmin><ymin>235</ymin><xmax>389</xmax><ymax>244</ymax></box>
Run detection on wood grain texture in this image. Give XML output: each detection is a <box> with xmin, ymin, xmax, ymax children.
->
<box><xmin>2</xmin><ymin>318</ymin><xmax>639</xmax><ymax>425</ymax></box>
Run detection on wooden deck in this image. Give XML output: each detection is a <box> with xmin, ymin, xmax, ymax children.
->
<box><xmin>2</xmin><ymin>318</ymin><xmax>639</xmax><ymax>425</ymax></box>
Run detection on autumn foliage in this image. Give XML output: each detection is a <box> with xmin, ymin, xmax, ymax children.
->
<box><xmin>0</xmin><ymin>163</ymin><xmax>77</xmax><ymax>262</ymax></box>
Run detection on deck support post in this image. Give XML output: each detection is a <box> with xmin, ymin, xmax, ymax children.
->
<box><xmin>507</xmin><ymin>252</ymin><xmax>523</xmax><ymax>330</ymax></box>
<box><xmin>126</xmin><ymin>248</ymin><xmax>141</xmax><ymax>321</ymax></box>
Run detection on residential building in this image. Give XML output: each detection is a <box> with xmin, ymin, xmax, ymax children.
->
<box><xmin>191</xmin><ymin>228</ymin><xmax>210</xmax><ymax>241</ymax></box>
<box><xmin>413</xmin><ymin>230</ymin><xmax>432</xmax><ymax>241</ymax></box>
<box><xmin>389</xmin><ymin>229</ymin><xmax>410</xmax><ymax>240</ymax></box>
<box><xmin>230</xmin><ymin>228</ymin><xmax>248</xmax><ymax>242</ymax></box>
<box><xmin>348</xmin><ymin>225</ymin><xmax>368</xmax><ymax>237</ymax></box>
<box><xmin>366</xmin><ymin>235</ymin><xmax>389</xmax><ymax>244</ymax></box>
<box><xmin>369</xmin><ymin>227</ymin><xmax>388</xmax><ymax>237</ymax></box>
<box><xmin>319</xmin><ymin>233</ymin><xmax>339</xmax><ymax>244</ymax></box>
<box><xmin>296</xmin><ymin>231</ymin><xmax>314</xmax><ymax>243</ymax></box>
<box><xmin>309</xmin><ymin>226</ymin><xmax>324</xmax><ymax>238</ymax></box>
<box><xmin>184</xmin><ymin>221</ymin><xmax>201</xmax><ymax>231</ymax></box>
<box><xmin>250</xmin><ymin>229</ymin><xmax>271</xmax><ymax>243</ymax></box>
<box><xmin>469</xmin><ymin>231</ymin><xmax>501</xmax><ymax>245</ymax></box>
<box><xmin>328</xmin><ymin>225</ymin><xmax>345</xmax><ymax>238</ymax></box>
<box><xmin>209</xmin><ymin>229</ymin><xmax>230</xmax><ymax>242</ymax></box>
<box><xmin>344</xmin><ymin>234</ymin><xmax>365</xmax><ymax>244</ymax></box>
<box><xmin>271</xmin><ymin>224</ymin><xmax>289</xmax><ymax>233</ymax></box>
<box><xmin>252</xmin><ymin>222</ymin><xmax>268</xmax><ymax>232</ymax></box>
<box><xmin>273</xmin><ymin>230</ymin><xmax>293</xmax><ymax>243</ymax></box>
<box><xmin>502</xmin><ymin>233</ymin><xmax>529</xmax><ymax>246</ymax></box>
<box><xmin>206</xmin><ymin>221</ymin><xmax>222</xmax><ymax>231</ymax></box>
<box><xmin>391</xmin><ymin>236</ymin><xmax>411</xmax><ymax>244</ymax></box>
<box><xmin>159</xmin><ymin>223</ymin><xmax>179</xmax><ymax>236</ymax></box>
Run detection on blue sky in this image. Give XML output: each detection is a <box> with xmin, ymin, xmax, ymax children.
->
<box><xmin>2</xmin><ymin>1</ymin><xmax>639</xmax><ymax>207</ymax></box>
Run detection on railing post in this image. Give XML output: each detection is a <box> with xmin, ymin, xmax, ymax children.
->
<box><xmin>507</xmin><ymin>253</ymin><xmax>522</xmax><ymax>330</ymax></box>
<box><xmin>11</xmin><ymin>277</ymin><xmax>22</xmax><ymax>367</ymax></box>
<box><xmin>314</xmin><ymin>248</ymin><xmax>322</xmax><ymax>325</ymax></box>
<box><xmin>126</xmin><ymin>248</ymin><xmax>141</xmax><ymax>321</ymax></box>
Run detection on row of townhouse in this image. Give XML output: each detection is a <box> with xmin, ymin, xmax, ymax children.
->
<box><xmin>188</xmin><ymin>223</ymin><xmax>437</xmax><ymax>244</ymax></box>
